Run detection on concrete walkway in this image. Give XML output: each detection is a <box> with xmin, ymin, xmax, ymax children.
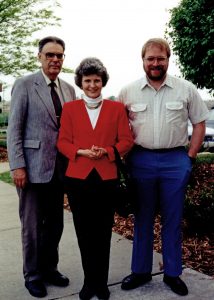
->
<box><xmin>0</xmin><ymin>161</ymin><xmax>10</xmax><ymax>173</ymax></box>
<box><xmin>0</xmin><ymin>162</ymin><xmax>213</xmax><ymax>299</ymax></box>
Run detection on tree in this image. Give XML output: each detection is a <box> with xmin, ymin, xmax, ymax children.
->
<box><xmin>0</xmin><ymin>0</ymin><xmax>61</xmax><ymax>77</ymax></box>
<box><xmin>166</xmin><ymin>0</ymin><xmax>214</xmax><ymax>95</ymax></box>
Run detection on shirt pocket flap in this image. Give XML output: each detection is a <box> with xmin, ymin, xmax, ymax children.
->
<box><xmin>130</xmin><ymin>103</ymin><xmax>147</xmax><ymax>112</ymax></box>
<box><xmin>23</xmin><ymin>139</ymin><xmax>41</xmax><ymax>149</ymax></box>
<box><xmin>166</xmin><ymin>102</ymin><xmax>183</xmax><ymax>110</ymax></box>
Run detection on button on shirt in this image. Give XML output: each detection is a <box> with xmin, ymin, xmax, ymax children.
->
<box><xmin>118</xmin><ymin>74</ymin><xmax>209</xmax><ymax>149</ymax></box>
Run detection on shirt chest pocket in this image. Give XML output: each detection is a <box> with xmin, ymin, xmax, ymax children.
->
<box><xmin>166</xmin><ymin>102</ymin><xmax>184</xmax><ymax>124</ymax></box>
<box><xmin>129</xmin><ymin>103</ymin><xmax>147</xmax><ymax>124</ymax></box>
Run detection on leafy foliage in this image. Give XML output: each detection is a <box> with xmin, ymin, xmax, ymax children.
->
<box><xmin>0</xmin><ymin>0</ymin><xmax>61</xmax><ymax>76</ymax></box>
<box><xmin>0</xmin><ymin>140</ymin><xmax>7</xmax><ymax>148</ymax></box>
<box><xmin>0</xmin><ymin>112</ymin><xmax>8</xmax><ymax>127</ymax></box>
<box><xmin>185</xmin><ymin>160</ymin><xmax>214</xmax><ymax>235</ymax></box>
<box><xmin>166</xmin><ymin>0</ymin><xmax>214</xmax><ymax>95</ymax></box>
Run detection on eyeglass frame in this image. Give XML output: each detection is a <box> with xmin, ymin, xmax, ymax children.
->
<box><xmin>41</xmin><ymin>52</ymin><xmax>65</xmax><ymax>60</ymax></box>
<box><xmin>143</xmin><ymin>56</ymin><xmax>168</xmax><ymax>63</ymax></box>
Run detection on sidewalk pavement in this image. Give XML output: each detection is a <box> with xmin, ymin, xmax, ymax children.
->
<box><xmin>0</xmin><ymin>162</ymin><xmax>213</xmax><ymax>300</ymax></box>
<box><xmin>0</xmin><ymin>161</ymin><xmax>10</xmax><ymax>173</ymax></box>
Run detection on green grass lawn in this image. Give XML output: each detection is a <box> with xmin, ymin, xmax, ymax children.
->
<box><xmin>0</xmin><ymin>171</ymin><xmax>14</xmax><ymax>185</ymax></box>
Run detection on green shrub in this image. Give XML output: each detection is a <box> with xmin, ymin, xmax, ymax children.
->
<box><xmin>184</xmin><ymin>154</ymin><xmax>214</xmax><ymax>235</ymax></box>
<box><xmin>184</xmin><ymin>184</ymin><xmax>214</xmax><ymax>234</ymax></box>
<box><xmin>0</xmin><ymin>140</ymin><xmax>7</xmax><ymax>148</ymax></box>
<box><xmin>197</xmin><ymin>153</ymin><xmax>214</xmax><ymax>163</ymax></box>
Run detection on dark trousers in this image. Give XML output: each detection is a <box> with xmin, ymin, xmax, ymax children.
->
<box><xmin>66</xmin><ymin>169</ymin><xmax>116</xmax><ymax>288</ymax></box>
<box><xmin>17</xmin><ymin>173</ymin><xmax>64</xmax><ymax>282</ymax></box>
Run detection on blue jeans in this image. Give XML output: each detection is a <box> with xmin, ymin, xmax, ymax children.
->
<box><xmin>127</xmin><ymin>146</ymin><xmax>192</xmax><ymax>276</ymax></box>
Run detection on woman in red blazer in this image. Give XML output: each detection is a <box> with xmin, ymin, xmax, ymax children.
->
<box><xmin>57</xmin><ymin>57</ymin><xmax>133</xmax><ymax>300</ymax></box>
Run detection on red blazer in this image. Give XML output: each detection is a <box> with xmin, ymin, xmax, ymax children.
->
<box><xmin>57</xmin><ymin>99</ymin><xmax>134</xmax><ymax>180</ymax></box>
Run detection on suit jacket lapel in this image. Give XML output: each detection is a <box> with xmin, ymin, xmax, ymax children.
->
<box><xmin>59</xmin><ymin>79</ymin><xmax>72</xmax><ymax>103</ymax></box>
<box><xmin>34</xmin><ymin>71</ymin><xmax>58</xmax><ymax>126</ymax></box>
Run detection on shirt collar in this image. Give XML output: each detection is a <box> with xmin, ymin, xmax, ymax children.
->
<box><xmin>164</xmin><ymin>74</ymin><xmax>174</xmax><ymax>89</ymax></box>
<box><xmin>140</xmin><ymin>74</ymin><xmax>173</xmax><ymax>90</ymax></box>
<box><xmin>41</xmin><ymin>69</ymin><xmax>59</xmax><ymax>88</ymax></box>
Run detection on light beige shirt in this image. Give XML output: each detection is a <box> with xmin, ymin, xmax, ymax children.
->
<box><xmin>118</xmin><ymin>74</ymin><xmax>209</xmax><ymax>149</ymax></box>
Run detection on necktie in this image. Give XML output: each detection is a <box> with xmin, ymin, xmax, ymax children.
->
<box><xmin>49</xmin><ymin>81</ymin><xmax>62</xmax><ymax>126</ymax></box>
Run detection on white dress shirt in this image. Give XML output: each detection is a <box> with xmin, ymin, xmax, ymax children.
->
<box><xmin>118</xmin><ymin>74</ymin><xmax>209</xmax><ymax>149</ymax></box>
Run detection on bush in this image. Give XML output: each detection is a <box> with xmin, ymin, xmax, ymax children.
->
<box><xmin>0</xmin><ymin>140</ymin><xmax>7</xmax><ymax>148</ymax></box>
<box><xmin>0</xmin><ymin>113</ymin><xmax>8</xmax><ymax>127</ymax></box>
<box><xmin>0</xmin><ymin>126</ymin><xmax>7</xmax><ymax>149</ymax></box>
<box><xmin>185</xmin><ymin>184</ymin><xmax>214</xmax><ymax>234</ymax></box>
<box><xmin>184</xmin><ymin>154</ymin><xmax>214</xmax><ymax>235</ymax></box>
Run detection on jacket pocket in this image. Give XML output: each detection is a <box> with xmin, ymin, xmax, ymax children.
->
<box><xmin>23</xmin><ymin>139</ymin><xmax>41</xmax><ymax>149</ymax></box>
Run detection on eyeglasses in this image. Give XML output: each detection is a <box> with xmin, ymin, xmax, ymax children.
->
<box><xmin>42</xmin><ymin>52</ymin><xmax>65</xmax><ymax>60</ymax></box>
<box><xmin>143</xmin><ymin>56</ymin><xmax>168</xmax><ymax>63</ymax></box>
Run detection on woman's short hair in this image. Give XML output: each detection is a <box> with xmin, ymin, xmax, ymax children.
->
<box><xmin>141</xmin><ymin>38</ymin><xmax>171</xmax><ymax>59</ymax></box>
<box><xmin>75</xmin><ymin>57</ymin><xmax>109</xmax><ymax>88</ymax></box>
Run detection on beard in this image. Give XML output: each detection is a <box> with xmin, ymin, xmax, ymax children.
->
<box><xmin>145</xmin><ymin>66</ymin><xmax>167</xmax><ymax>81</ymax></box>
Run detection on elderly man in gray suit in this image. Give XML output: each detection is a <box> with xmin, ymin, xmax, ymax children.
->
<box><xmin>7</xmin><ymin>36</ymin><xmax>76</xmax><ymax>298</ymax></box>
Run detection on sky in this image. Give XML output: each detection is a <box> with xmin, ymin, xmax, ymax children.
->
<box><xmin>41</xmin><ymin>0</ymin><xmax>181</xmax><ymax>98</ymax></box>
<box><xmin>2</xmin><ymin>0</ymin><xmax>212</xmax><ymax>100</ymax></box>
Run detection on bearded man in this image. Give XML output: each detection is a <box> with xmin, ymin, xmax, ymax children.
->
<box><xmin>118</xmin><ymin>38</ymin><xmax>208</xmax><ymax>297</ymax></box>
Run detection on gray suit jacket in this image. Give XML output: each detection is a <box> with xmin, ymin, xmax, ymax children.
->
<box><xmin>7</xmin><ymin>70</ymin><xmax>76</xmax><ymax>183</ymax></box>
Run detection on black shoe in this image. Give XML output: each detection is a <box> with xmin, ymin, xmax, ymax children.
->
<box><xmin>44</xmin><ymin>270</ymin><xmax>69</xmax><ymax>287</ymax></box>
<box><xmin>96</xmin><ymin>286</ymin><xmax>110</xmax><ymax>299</ymax></box>
<box><xmin>79</xmin><ymin>284</ymin><xmax>96</xmax><ymax>300</ymax></box>
<box><xmin>121</xmin><ymin>272</ymin><xmax>152</xmax><ymax>290</ymax></box>
<box><xmin>163</xmin><ymin>274</ymin><xmax>188</xmax><ymax>296</ymax></box>
<box><xmin>25</xmin><ymin>280</ymin><xmax>47</xmax><ymax>298</ymax></box>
